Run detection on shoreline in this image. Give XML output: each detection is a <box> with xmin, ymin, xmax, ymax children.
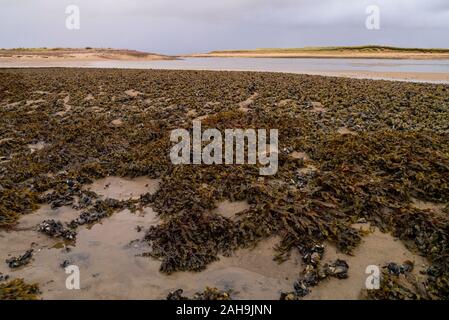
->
<box><xmin>1</xmin><ymin>62</ymin><xmax>448</xmax><ymax>84</ymax></box>
<box><xmin>187</xmin><ymin>53</ymin><xmax>449</xmax><ymax>60</ymax></box>
<box><xmin>0</xmin><ymin>48</ymin><xmax>176</xmax><ymax>62</ymax></box>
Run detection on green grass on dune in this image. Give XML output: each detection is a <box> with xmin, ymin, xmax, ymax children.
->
<box><xmin>210</xmin><ymin>45</ymin><xmax>449</xmax><ymax>54</ymax></box>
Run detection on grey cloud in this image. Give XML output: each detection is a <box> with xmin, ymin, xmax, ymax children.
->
<box><xmin>0</xmin><ymin>0</ymin><xmax>448</xmax><ymax>54</ymax></box>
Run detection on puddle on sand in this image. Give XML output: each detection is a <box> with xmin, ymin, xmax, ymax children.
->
<box><xmin>0</xmin><ymin>212</ymin><xmax>428</xmax><ymax>300</ymax></box>
<box><xmin>0</xmin><ymin>174</ymin><xmax>430</xmax><ymax>300</ymax></box>
<box><xmin>0</xmin><ymin>208</ymin><xmax>161</xmax><ymax>299</ymax></box>
<box><xmin>84</xmin><ymin>176</ymin><xmax>160</xmax><ymax>200</ymax></box>
<box><xmin>166</xmin><ymin>237</ymin><xmax>301</xmax><ymax>300</ymax></box>
<box><xmin>0</xmin><ymin>208</ymin><xmax>301</xmax><ymax>299</ymax></box>
<box><xmin>15</xmin><ymin>205</ymin><xmax>80</xmax><ymax>231</ymax></box>
<box><xmin>304</xmin><ymin>225</ymin><xmax>428</xmax><ymax>300</ymax></box>
<box><xmin>213</xmin><ymin>200</ymin><xmax>250</xmax><ymax>219</ymax></box>
<box><xmin>0</xmin><ymin>230</ymin><xmax>57</xmax><ymax>262</ymax></box>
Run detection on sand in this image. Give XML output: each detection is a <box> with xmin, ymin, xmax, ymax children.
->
<box><xmin>84</xmin><ymin>176</ymin><xmax>161</xmax><ymax>201</ymax></box>
<box><xmin>320</xmin><ymin>70</ymin><xmax>449</xmax><ymax>83</ymax></box>
<box><xmin>0</xmin><ymin>200</ymin><xmax>427</xmax><ymax>300</ymax></box>
<box><xmin>190</xmin><ymin>50</ymin><xmax>449</xmax><ymax>60</ymax></box>
<box><xmin>0</xmin><ymin>48</ymin><xmax>175</xmax><ymax>62</ymax></box>
<box><xmin>0</xmin><ymin>177</ymin><xmax>428</xmax><ymax>300</ymax></box>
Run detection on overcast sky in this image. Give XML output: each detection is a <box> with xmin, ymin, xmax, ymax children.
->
<box><xmin>1</xmin><ymin>0</ymin><xmax>448</xmax><ymax>54</ymax></box>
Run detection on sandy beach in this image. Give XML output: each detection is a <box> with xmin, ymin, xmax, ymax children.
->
<box><xmin>0</xmin><ymin>48</ymin><xmax>175</xmax><ymax>62</ymax></box>
<box><xmin>2</xmin><ymin>48</ymin><xmax>448</xmax><ymax>84</ymax></box>
<box><xmin>309</xmin><ymin>70</ymin><xmax>449</xmax><ymax>83</ymax></box>
<box><xmin>190</xmin><ymin>46</ymin><xmax>449</xmax><ymax>60</ymax></box>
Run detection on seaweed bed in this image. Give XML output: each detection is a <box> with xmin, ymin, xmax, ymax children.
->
<box><xmin>0</xmin><ymin>278</ymin><xmax>40</xmax><ymax>300</ymax></box>
<box><xmin>0</xmin><ymin>68</ymin><xmax>448</xmax><ymax>299</ymax></box>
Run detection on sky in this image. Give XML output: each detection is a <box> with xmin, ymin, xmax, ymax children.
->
<box><xmin>1</xmin><ymin>0</ymin><xmax>449</xmax><ymax>54</ymax></box>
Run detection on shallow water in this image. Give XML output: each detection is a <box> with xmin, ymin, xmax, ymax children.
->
<box><xmin>2</xmin><ymin>58</ymin><xmax>449</xmax><ymax>83</ymax></box>
<box><xmin>0</xmin><ymin>213</ymin><xmax>428</xmax><ymax>299</ymax></box>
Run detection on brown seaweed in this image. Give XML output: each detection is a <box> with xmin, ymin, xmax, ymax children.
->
<box><xmin>5</xmin><ymin>249</ymin><xmax>33</xmax><ymax>269</ymax></box>
<box><xmin>0</xmin><ymin>278</ymin><xmax>40</xmax><ymax>300</ymax></box>
<box><xmin>363</xmin><ymin>262</ymin><xmax>429</xmax><ymax>300</ymax></box>
<box><xmin>167</xmin><ymin>287</ymin><xmax>232</xmax><ymax>300</ymax></box>
<box><xmin>0</xmin><ymin>68</ymin><xmax>448</xmax><ymax>299</ymax></box>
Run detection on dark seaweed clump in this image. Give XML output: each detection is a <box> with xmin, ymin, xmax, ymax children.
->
<box><xmin>167</xmin><ymin>287</ymin><xmax>231</xmax><ymax>300</ymax></box>
<box><xmin>0</xmin><ymin>68</ymin><xmax>448</xmax><ymax>298</ymax></box>
<box><xmin>280</xmin><ymin>245</ymin><xmax>349</xmax><ymax>300</ymax></box>
<box><xmin>0</xmin><ymin>278</ymin><xmax>40</xmax><ymax>300</ymax></box>
<box><xmin>5</xmin><ymin>249</ymin><xmax>33</xmax><ymax>269</ymax></box>
<box><xmin>364</xmin><ymin>261</ymin><xmax>429</xmax><ymax>300</ymax></box>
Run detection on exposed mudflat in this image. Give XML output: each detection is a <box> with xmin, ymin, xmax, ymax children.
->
<box><xmin>0</xmin><ymin>210</ymin><xmax>426</xmax><ymax>300</ymax></box>
<box><xmin>0</xmin><ymin>68</ymin><xmax>448</xmax><ymax>300</ymax></box>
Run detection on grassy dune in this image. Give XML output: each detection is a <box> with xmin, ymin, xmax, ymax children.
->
<box><xmin>0</xmin><ymin>47</ymin><xmax>175</xmax><ymax>61</ymax></box>
<box><xmin>193</xmin><ymin>45</ymin><xmax>449</xmax><ymax>59</ymax></box>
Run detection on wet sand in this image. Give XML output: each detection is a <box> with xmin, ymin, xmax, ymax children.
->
<box><xmin>305</xmin><ymin>226</ymin><xmax>428</xmax><ymax>300</ymax></box>
<box><xmin>317</xmin><ymin>70</ymin><xmax>449</xmax><ymax>83</ymax></box>
<box><xmin>0</xmin><ymin>177</ymin><xmax>428</xmax><ymax>300</ymax></box>
<box><xmin>2</xmin><ymin>58</ymin><xmax>449</xmax><ymax>83</ymax></box>
<box><xmin>85</xmin><ymin>176</ymin><xmax>161</xmax><ymax>201</ymax></box>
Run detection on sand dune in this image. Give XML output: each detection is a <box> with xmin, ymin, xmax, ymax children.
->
<box><xmin>0</xmin><ymin>48</ymin><xmax>175</xmax><ymax>62</ymax></box>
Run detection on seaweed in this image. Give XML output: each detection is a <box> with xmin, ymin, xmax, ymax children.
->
<box><xmin>167</xmin><ymin>287</ymin><xmax>232</xmax><ymax>300</ymax></box>
<box><xmin>0</xmin><ymin>188</ymin><xmax>39</xmax><ymax>227</ymax></box>
<box><xmin>363</xmin><ymin>262</ymin><xmax>429</xmax><ymax>300</ymax></box>
<box><xmin>0</xmin><ymin>68</ymin><xmax>448</xmax><ymax>299</ymax></box>
<box><xmin>37</xmin><ymin>220</ymin><xmax>77</xmax><ymax>240</ymax></box>
<box><xmin>145</xmin><ymin>212</ymin><xmax>238</xmax><ymax>273</ymax></box>
<box><xmin>6</xmin><ymin>249</ymin><xmax>33</xmax><ymax>269</ymax></box>
<box><xmin>280</xmin><ymin>250</ymin><xmax>350</xmax><ymax>300</ymax></box>
<box><xmin>0</xmin><ymin>278</ymin><xmax>40</xmax><ymax>300</ymax></box>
